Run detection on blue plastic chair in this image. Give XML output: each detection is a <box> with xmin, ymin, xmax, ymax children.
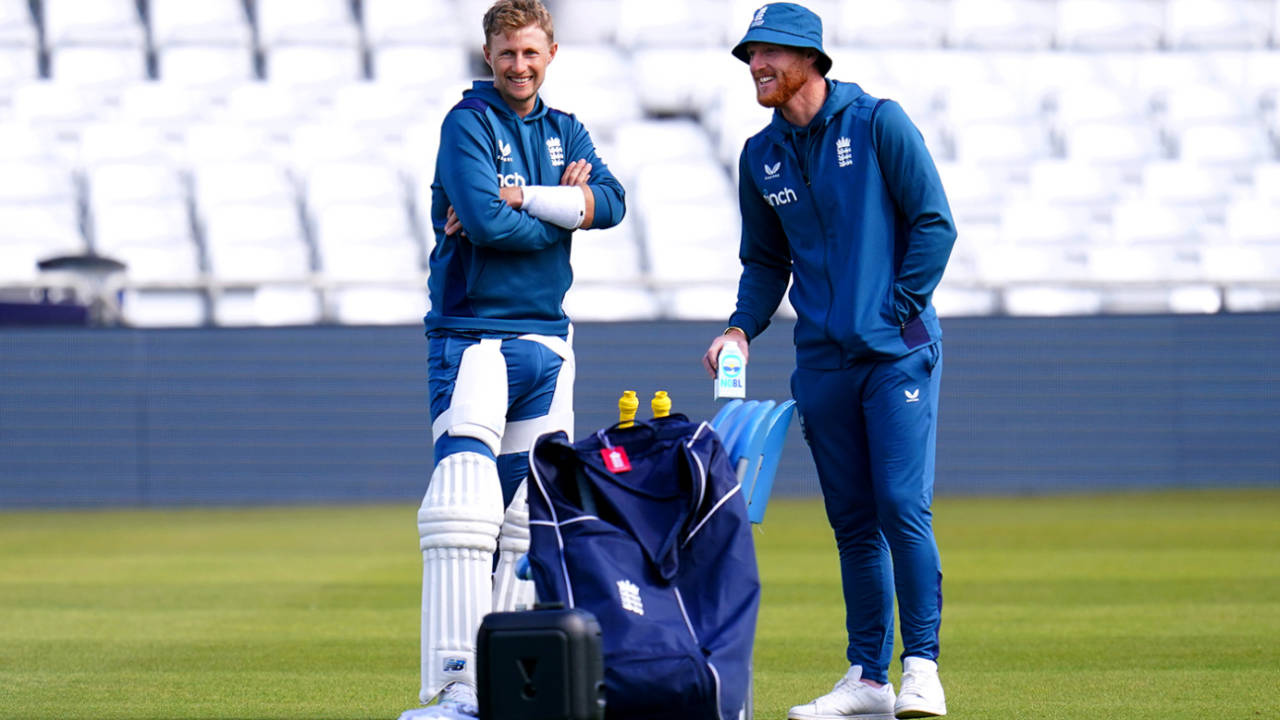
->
<box><xmin>730</xmin><ymin>400</ymin><xmax>775</xmax><ymax>481</ymax></box>
<box><xmin>717</xmin><ymin>399</ymin><xmax>759</xmax><ymax>456</ymax></box>
<box><xmin>710</xmin><ymin>398</ymin><xmax>744</xmax><ymax>429</ymax></box>
<box><xmin>712</xmin><ymin>398</ymin><xmax>795</xmax><ymax>526</ymax></box>
<box><xmin>744</xmin><ymin>400</ymin><xmax>796</xmax><ymax>524</ymax></box>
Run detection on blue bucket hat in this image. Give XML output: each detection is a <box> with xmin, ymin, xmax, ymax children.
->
<box><xmin>731</xmin><ymin>3</ymin><xmax>832</xmax><ymax>76</ymax></box>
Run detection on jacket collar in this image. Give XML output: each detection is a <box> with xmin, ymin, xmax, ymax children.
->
<box><xmin>464</xmin><ymin>80</ymin><xmax>550</xmax><ymax>122</ymax></box>
<box><xmin>765</xmin><ymin>79</ymin><xmax>862</xmax><ymax>142</ymax></box>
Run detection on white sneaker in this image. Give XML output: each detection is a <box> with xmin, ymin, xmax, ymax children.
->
<box><xmin>397</xmin><ymin>682</ymin><xmax>479</xmax><ymax>720</ymax></box>
<box><xmin>787</xmin><ymin>665</ymin><xmax>896</xmax><ymax>720</ymax></box>
<box><xmin>895</xmin><ymin>657</ymin><xmax>946</xmax><ymax>718</ymax></box>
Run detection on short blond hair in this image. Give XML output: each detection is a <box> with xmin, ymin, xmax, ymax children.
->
<box><xmin>483</xmin><ymin>0</ymin><xmax>555</xmax><ymax>45</ymax></box>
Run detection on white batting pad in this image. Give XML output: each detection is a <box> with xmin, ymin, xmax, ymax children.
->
<box><xmin>418</xmin><ymin>451</ymin><xmax>504</xmax><ymax>702</ymax></box>
<box><xmin>493</xmin><ymin>479</ymin><xmax>535</xmax><ymax>612</ymax></box>
<box><xmin>431</xmin><ymin>338</ymin><xmax>508</xmax><ymax>456</ymax></box>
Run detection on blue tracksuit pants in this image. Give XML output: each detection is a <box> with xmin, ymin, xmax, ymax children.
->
<box><xmin>791</xmin><ymin>343</ymin><xmax>943</xmax><ymax>684</ymax></box>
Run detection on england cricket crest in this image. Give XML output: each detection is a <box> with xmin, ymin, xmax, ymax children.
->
<box><xmin>546</xmin><ymin>137</ymin><xmax>565</xmax><ymax>167</ymax></box>
<box><xmin>836</xmin><ymin>137</ymin><xmax>852</xmax><ymax>168</ymax></box>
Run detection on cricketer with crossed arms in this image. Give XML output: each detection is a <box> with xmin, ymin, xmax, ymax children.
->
<box><xmin>401</xmin><ymin>1</ymin><xmax>625</xmax><ymax>719</ymax></box>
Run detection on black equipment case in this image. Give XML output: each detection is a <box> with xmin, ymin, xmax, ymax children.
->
<box><xmin>477</xmin><ymin>606</ymin><xmax>606</xmax><ymax>720</ymax></box>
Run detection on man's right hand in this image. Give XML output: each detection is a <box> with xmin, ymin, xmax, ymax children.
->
<box><xmin>702</xmin><ymin>328</ymin><xmax>749</xmax><ymax>378</ymax></box>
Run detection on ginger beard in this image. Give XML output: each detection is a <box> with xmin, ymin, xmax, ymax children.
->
<box><xmin>754</xmin><ymin>61</ymin><xmax>808</xmax><ymax>108</ymax></box>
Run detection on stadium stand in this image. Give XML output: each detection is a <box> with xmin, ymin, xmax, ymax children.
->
<box><xmin>0</xmin><ymin>0</ymin><xmax>1276</xmax><ymax>326</ymax></box>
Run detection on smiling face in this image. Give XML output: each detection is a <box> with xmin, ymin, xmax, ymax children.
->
<box><xmin>745</xmin><ymin>41</ymin><xmax>814</xmax><ymax>108</ymax></box>
<box><xmin>484</xmin><ymin>23</ymin><xmax>556</xmax><ymax>117</ymax></box>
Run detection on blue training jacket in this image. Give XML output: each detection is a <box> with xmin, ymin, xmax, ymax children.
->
<box><xmin>730</xmin><ymin>80</ymin><xmax>956</xmax><ymax>369</ymax></box>
<box><xmin>427</xmin><ymin>81</ymin><xmax>626</xmax><ymax>336</ymax></box>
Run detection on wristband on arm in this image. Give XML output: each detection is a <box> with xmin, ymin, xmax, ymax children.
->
<box><xmin>521</xmin><ymin>185</ymin><xmax>586</xmax><ymax>229</ymax></box>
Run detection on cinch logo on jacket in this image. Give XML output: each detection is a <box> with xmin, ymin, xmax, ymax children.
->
<box><xmin>764</xmin><ymin>186</ymin><xmax>798</xmax><ymax>207</ymax></box>
<box><xmin>497</xmin><ymin>171</ymin><xmax>527</xmax><ymax>187</ymax></box>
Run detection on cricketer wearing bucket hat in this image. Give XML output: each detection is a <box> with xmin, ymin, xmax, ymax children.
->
<box><xmin>704</xmin><ymin>3</ymin><xmax>957</xmax><ymax>719</ymax></box>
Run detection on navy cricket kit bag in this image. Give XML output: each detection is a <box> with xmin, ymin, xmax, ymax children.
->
<box><xmin>527</xmin><ymin>415</ymin><xmax>761</xmax><ymax>720</ymax></box>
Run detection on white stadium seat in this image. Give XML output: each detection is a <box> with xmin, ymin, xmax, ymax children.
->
<box><xmin>78</xmin><ymin>124</ymin><xmax>175</xmax><ymax>166</ymax></box>
<box><xmin>562</xmin><ymin>284</ymin><xmax>660</xmax><ymax>321</ymax></box>
<box><xmin>191</xmin><ymin>161</ymin><xmax>296</xmax><ymax>216</ymax></box>
<box><xmin>158</xmin><ymin>46</ymin><xmax>257</xmax><ymax>88</ymax></box>
<box><xmin>113</xmin><ymin>83</ymin><xmax>218</xmax><ymax>131</ymax></box>
<box><xmin>1166</xmin><ymin>0</ymin><xmax>1272</xmax><ymax>49</ymax></box>
<box><xmin>77</xmin><ymin>123</ymin><xmax>177</xmax><ymax>167</ymax></box>
<box><xmin>150</xmin><ymin>0</ymin><xmax>251</xmax><ymax>48</ymax></box>
<box><xmin>48</xmin><ymin>46</ymin><xmax>147</xmax><ymax>95</ymax></box>
<box><xmin>611</xmin><ymin>119</ymin><xmax>718</xmax><ymax>181</ymax></box>
<box><xmin>121</xmin><ymin>289</ymin><xmax>206</xmax><ymax>327</ymax></box>
<box><xmin>633</xmin><ymin>47</ymin><xmax>734</xmax><ymax>116</ymax></box>
<box><xmin>0</xmin><ymin>45</ymin><xmax>36</xmax><ymax>86</ymax></box>
<box><xmin>1160</xmin><ymin>82</ymin><xmax>1258</xmax><ymax>133</ymax></box>
<box><xmin>1252</xmin><ymin>163</ymin><xmax>1280</xmax><ymax>202</ymax></box>
<box><xmin>615</xmin><ymin>0</ymin><xmax>725</xmax><ymax>48</ymax></box>
<box><xmin>10</xmin><ymin>83</ymin><xmax>94</xmax><ymax>134</ymax></box>
<box><xmin>1062</xmin><ymin>121</ymin><xmax>1165</xmax><ymax>169</ymax></box>
<box><xmin>1177</xmin><ymin>124</ymin><xmax>1274</xmax><ymax>168</ymax></box>
<box><xmin>1000</xmin><ymin>203</ymin><xmax>1094</xmax><ymax>246</ymax></box>
<box><xmin>86</xmin><ymin>162</ymin><xmax>186</xmax><ymax>209</ymax></box>
<box><xmin>214</xmin><ymin>285</ymin><xmax>322</xmax><ymax>327</ymax></box>
<box><xmin>289</xmin><ymin>123</ymin><xmax>394</xmax><ymax>174</ymax></box>
<box><xmin>1055</xmin><ymin>0</ymin><xmax>1164</xmax><ymax>50</ymax></box>
<box><xmin>951</xmin><ymin>121</ymin><xmax>1053</xmax><ymax>165</ymax></box>
<box><xmin>313</xmin><ymin>203</ymin><xmax>422</xmax><ymax>283</ymax></box>
<box><xmin>203</xmin><ymin>204</ymin><xmax>312</xmax><ymax>284</ymax></box>
<box><xmin>0</xmin><ymin>161</ymin><xmax>76</xmax><ymax>205</ymax></box>
<box><xmin>661</xmin><ymin>283</ymin><xmax>740</xmax><ymax>321</ymax></box>
<box><xmin>935</xmin><ymin>162</ymin><xmax>1011</xmax><ymax>224</ymax></box>
<box><xmin>362</xmin><ymin>0</ymin><xmax>465</xmax><ymax>46</ymax></box>
<box><xmin>304</xmin><ymin>161</ymin><xmax>404</xmax><ymax>212</ymax></box>
<box><xmin>0</xmin><ymin>123</ymin><xmax>59</xmax><ymax>162</ymax></box>
<box><xmin>182</xmin><ymin>123</ymin><xmax>275</xmax><ymax>164</ymax></box>
<box><xmin>42</xmin><ymin>0</ymin><xmax>144</xmax><ymax>48</ymax></box>
<box><xmin>1026</xmin><ymin>160</ymin><xmax>1123</xmax><ymax>210</ymax></box>
<box><xmin>642</xmin><ymin>200</ymin><xmax>741</xmax><ymax>284</ymax></box>
<box><xmin>1138</xmin><ymin>161</ymin><xmax>1234</xmax><ymax>209</ymax></box>
<box><xmin>553</xmin><ymin>0</ymin><xmax>624</xmax><ymax>45</ymax></box>
<box><xmin>254</xmin><ymin>0</ymin><xmax>359</xmax><ymax>48</ymax></box>
<box><xmin>265</xmin><ymin>45</ymin><xmax>364</xmax><ymax>87</ymax></box>
<box><xmin>91</xmin><ymin>203</ymin><xmax>200</xmax><ymax>284</ymax></box>
<box><xmin>948</xmin><ymin>0</ymin><xmax>1057</xmax><ymax>50</ymax></box>
<box><xmin>371</xmin><ymin>45</ymin><xmax>470</xmax><ymax>95</ymax></box>
<box><xmin>1226</xmin><ymin>200</ymin><xmax>1280</xmax><ymax>243</ymax></box>
<box><xmin>571</xmin><ymin>212</ymin><xmax>644</xmax><ymax>284</ymax></box>
<box><xmin>835</xmin><ymin>0</ymin><xmax>949</xmax><ymax>48</ymax></box>
<box><xmin>0</xmin><ymin>0</ymin><xmax>36</xmax><ymax>46</ymax></box>
<box><xmin>0</xmin><ymin>204</ymin><xmax>87</xmax><ymax>283</ymax></box>
<box><xmin>331</xmin><ymin>286</ymin><xmax>428</xmax><ymax>325</ymax></box>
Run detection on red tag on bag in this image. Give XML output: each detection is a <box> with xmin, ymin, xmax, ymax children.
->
<box><xmin>600</xmin><ymin>446</ymin><xmax>632</xmax><ymax>473</ymax></box>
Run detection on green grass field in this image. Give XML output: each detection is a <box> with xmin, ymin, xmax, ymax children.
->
<box><xmin>2</xmin><ymin>489</ymin><xmax>1277</xmax><ymax>719</ymax></box>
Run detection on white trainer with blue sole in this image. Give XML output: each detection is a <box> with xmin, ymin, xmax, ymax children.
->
<box><xmin>787</xmin><ymin>665</ymin><xmax>896</xmax><ymax>720</ymax></box>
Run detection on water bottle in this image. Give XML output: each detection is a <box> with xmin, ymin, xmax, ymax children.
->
<box><xmin>714</xmin><ymin>341</ymin><xmax>746</xmax><ymax>400</ymax></box>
